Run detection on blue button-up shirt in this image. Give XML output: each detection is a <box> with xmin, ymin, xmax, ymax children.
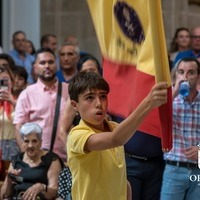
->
<box><xmin>173</xmin><ymin>50</ymin><xmax>200</xmax><ymax>67</ymax></box>
<box><xmin>9</xmin><ymin>49</ymin><xmax>35</xmax><ymax>84</ymax></box>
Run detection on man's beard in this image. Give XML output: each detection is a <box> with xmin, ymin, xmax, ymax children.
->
<box><xmin>38</xmin><ymin>73</ymin><xmax>56</xmax><ymax>82</ymax></box>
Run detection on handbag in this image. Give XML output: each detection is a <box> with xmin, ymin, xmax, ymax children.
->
<box><xmin>50</xmin><ymin>81</ymin><xmax>62</xmax><ymax>152</ymax></box>
<box><xmin>57</xmin><ymin>166</ymin><xmax>72</xmax><ymax>199</ymax></box>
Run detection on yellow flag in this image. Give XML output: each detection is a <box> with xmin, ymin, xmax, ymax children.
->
<box><xmin>87</xmin><ymin>0</ymin><xmax>172</xmax><ymax>150</ymax></box>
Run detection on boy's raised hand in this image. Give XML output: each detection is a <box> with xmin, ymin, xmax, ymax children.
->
<box><xmin>144</xmin><ymin>82</ymin><xmax>168</xmax><ymax>109</ymax></box>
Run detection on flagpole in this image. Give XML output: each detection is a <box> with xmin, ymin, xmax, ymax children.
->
<box><xmin>148</xmin><ymin>0</ymin><xmax>170</xmax><ymax>84</ymax></box>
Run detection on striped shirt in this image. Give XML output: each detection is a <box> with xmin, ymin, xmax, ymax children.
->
<box><xmin>164</xmin><ymin>92</ymin><xmax>200</xmax><ymax>163</ymax></box>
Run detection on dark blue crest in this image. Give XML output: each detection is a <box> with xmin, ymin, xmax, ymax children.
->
<box><xmin>114</xmin><ymin>1</ymin><xmax>145</xmax><ymax>44</ymax></box>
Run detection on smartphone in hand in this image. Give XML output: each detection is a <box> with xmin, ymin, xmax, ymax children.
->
<box><xmin>0</xmin><ymin>78</ymin><xmax>9</xmax><ymax>91</ymax></box>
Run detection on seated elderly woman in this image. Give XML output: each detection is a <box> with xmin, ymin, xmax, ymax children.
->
<box><xmin>0</xmin><ymin>122</ymin><xmax>63</xmax><ymax>200</ymax></box>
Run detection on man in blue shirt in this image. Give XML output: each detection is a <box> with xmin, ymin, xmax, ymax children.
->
<box><xmin>56</xmin><ymin>42</ymin><xmax>80</xmax><ymax>83</ymax></box>
<box><xmin>9</xmin><ymin>31</ymin><xmax>35</xmax><ymax>84</ymax></box>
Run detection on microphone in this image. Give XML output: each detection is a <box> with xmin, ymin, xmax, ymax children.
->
<box><xmin>8</xmin><ymin>173</ymin><xmax>23</xmax><ymax>183</ymax></box>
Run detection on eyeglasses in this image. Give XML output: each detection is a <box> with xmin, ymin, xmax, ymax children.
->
<box><xmin>190</xmin><ymin>35</ymin><xmax>200</xmax><ymax>39</ymax></box>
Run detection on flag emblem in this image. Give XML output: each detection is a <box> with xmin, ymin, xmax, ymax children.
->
<box><xmin>114</xmin><ymin>1</ymin><xmax>145</xmax><ymax>44</ymax></box>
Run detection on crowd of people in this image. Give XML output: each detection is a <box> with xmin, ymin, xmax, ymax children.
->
<box><xmin>0</xmin><ymin>25</ymin><xmax>199</xmax><ymax>200</ymax></box>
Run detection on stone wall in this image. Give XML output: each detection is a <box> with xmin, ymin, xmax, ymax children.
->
<box><xmin>40</xmin><ymin>0</ymin><xmax>101</xmax><ymax>58</ymax></box>
<box><xmin>40</xmin><ymin>0</ymin><xmax>200</xmax><ymax>58</ymax></box>
<box><xmin>162</xmin><ymin>0</ymin><xmax>200</xmax><ymax>50</ymax></box>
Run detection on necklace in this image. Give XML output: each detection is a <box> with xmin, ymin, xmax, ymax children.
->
<box><xmin>26</xmin><ymin>156</ymin><xmax>39</xmax><ymax>164</ymax></box>
<box><xmin>24</xmin><ymin>151</ymin><xmax>43</xmax><ymax>164</ymax></box>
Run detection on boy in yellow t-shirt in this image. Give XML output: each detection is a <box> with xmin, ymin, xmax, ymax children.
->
<box><xmin>67</xmin><ymin>71</ymin><xmax>167</xmax><ymax>200</ymax></box>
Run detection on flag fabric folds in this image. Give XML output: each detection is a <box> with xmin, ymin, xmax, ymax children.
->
<box><xmin>87</xmin><ymin>0</ymin><xmax>172</xmax><ymax>150</ymax></box>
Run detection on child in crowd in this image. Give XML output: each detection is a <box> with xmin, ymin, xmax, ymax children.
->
<box><xmin>67</xmin><ymin>71</ymin><xmax>168</xmax><ymax>200</ymax></box>
<box><xmin>12</xmin><ymin>65</ymin><xmax>28</xmax><ymax>99</ymax></box>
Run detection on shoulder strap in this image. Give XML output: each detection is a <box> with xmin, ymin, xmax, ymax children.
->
<box><xmin>50</xmin><ymin>81</ymin><xmax>62</xmax><ymax>152</ymax></box>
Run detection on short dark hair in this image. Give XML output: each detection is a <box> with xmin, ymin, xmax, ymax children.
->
<box><xmin>175</xmin><ymin>57</ymin><xmax>200</xmax><ymax>74</ymax></box>
<box><xmin>13</xmin><ymin>66</ymin><xmax>28</xmax><ymax>82</ymax></box>
<box><xmin>35</xmin><ymin>47</ymin><xmax>56</xmax><ymax>61</ymax></box>
<box><xmin>69</xmin><ymin>71</ymin><xmax>110</xmax><ymax>102</ymax></box>
<box><xmin>40</xmin><ymin>34</ymin><xmax>56</xmax><ymax>47</ymax></box>
<box><xmin>12</xmin><ymin>30</ymin><xmax>26</xmax><ymax>40</ymax></box>
<box><xmin>77</xmin><ymin>54</ymin><xmax>103</xmax><ymax>75</ymax></box>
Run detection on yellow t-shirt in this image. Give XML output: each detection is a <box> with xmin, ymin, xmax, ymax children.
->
<box><xmin>67</xmin><ymin>119</ymin><xmax>127</xmax><ymax>200</ymax></box>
